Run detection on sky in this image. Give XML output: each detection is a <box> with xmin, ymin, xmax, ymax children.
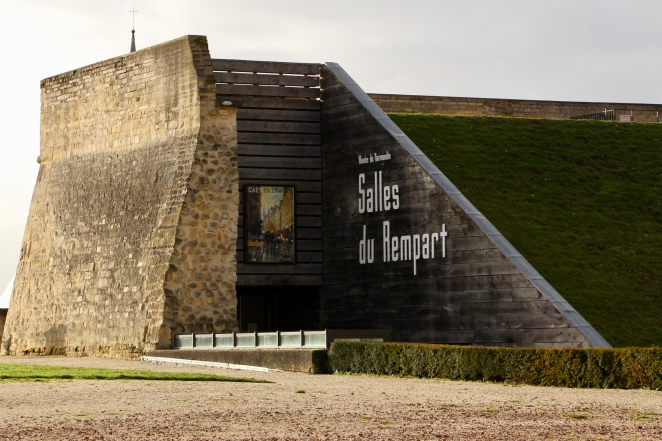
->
<box><xmin>0</xmin><ymin>0</ymin><xmax>661</xmax><ymax>292</ymax></box>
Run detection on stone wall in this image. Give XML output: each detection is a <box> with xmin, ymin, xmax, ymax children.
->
<box><xmin>163</xmin><ymin>106</ymin><xmax>239</xmax><ymax>338</ymax></box>
<box><xmin>2</xmin><ymin>36</ymin><xmax>239</xmax><ymax>357</ymax></box>
<box><xmin>369</xmin><ymin>94</ymin><xmax>662</xmax><ymax>122</ymax></box>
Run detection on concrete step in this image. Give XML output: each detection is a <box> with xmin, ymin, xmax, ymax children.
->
<box><xmin>148</xmin><ymin>349</ymin><xmax>330</xmax><ymax>374</ymax></box>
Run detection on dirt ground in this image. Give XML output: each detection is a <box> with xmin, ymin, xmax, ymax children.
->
<box><xmin>0</xmin><ymin>356</ymin><xmax>660</xmax><ymax>441</ymax></box>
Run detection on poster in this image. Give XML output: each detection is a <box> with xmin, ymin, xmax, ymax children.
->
<box><xmin>244</xmin><ymin>185</ymin><xmax>296</xmax><ymax>263</ymax></box>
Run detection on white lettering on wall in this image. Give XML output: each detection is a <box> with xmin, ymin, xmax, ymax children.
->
<box><xmin>358</xmin><ymin>151</ymin><xmax>391</xmax><ymax>164</ymax></box>
<box><xmin>376</xmin><ymin>220</ymin><xmax>447</xmax><ymax>275</ymax></box>
<box><xmin>358</xmin><ymin>174</ymin><xmax>365</xmax><ymax>213</ymax></box>
<box><xmin>358</xmin><ymin>172</ymin><xmax>399</xmax><ymax>214</ymax></box>
<box><xmin>356</xmin><ymin>158</ymin><xmax>446</xmax><ymax>275</ymax></box>
<box><xmin>359</xmin><ymin>225</ymin><xmax>374</xmax><ymax>264</ymax></box>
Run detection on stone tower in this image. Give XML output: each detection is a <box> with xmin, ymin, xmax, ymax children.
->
<box><xmin>2</xmin><ymin>36</ymin><xmax>239</xmax><ymax>357</ymax></box>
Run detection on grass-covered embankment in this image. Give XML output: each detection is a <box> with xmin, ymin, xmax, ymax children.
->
<box><xmin>0</xmin><ymin>363</ymin><xmax>270</xmax><ymax>383</ymax></box>
<box><xmin>329</xmin><ymin>341</ymin><xmax>662</xmax><ymax>389</ymax></box>
<box><xmin>390</xmin><ymin>114</ymin><xmax>662</xmax><ymax>347</ymax></box>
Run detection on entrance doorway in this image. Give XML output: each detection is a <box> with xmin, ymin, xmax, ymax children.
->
<box><xmin>236</xmin><ymin>286</ymin><xmax>321</xmax><ymax>332</ymax></box>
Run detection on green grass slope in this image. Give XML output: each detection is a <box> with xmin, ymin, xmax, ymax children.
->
<box><xmin>389</xmin><ymin>114</ymin><xmax>662</xmax><ymax>347</ymax></box>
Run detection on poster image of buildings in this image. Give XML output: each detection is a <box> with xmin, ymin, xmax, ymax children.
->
<box><xmin>244</xmin><ymin>185</ymin><xmax>295</xmax><ymax>263</ymax></box>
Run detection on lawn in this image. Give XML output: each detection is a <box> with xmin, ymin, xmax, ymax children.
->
<box><xmin>390</xmin><ymin>114</ymin><xmax>662</xmax><ymax>347</ymax></box>
<box><xmin>0</xmin><ymin>362</ymin><xmax>270</xmax><ymax>383</ymax></box>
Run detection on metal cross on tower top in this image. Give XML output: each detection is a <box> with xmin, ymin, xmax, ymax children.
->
<box><xmin>129</xmin><ymin>6</ymin><xmax>139</xmax><ymax>31</ymax></box>
<box><xmin>129</xmin><ymin>6</ymin><xmax>138</xmax><ymax>52</ymax></box>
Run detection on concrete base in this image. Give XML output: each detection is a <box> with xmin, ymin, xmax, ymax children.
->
<box><xmin>148</xmin><ymin>349</ymin><xmax>330</xmax><ymax>374</ymax></box>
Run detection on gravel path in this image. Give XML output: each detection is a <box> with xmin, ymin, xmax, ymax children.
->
<box><xmin>0</xmin><ymin>356</ymin><xmax>660</xmax><ymax>440</ymax></box>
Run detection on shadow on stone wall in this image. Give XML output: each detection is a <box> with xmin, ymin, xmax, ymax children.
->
<box><xmin>43</xmin><ymin>324</ymin><xmax>67</xmax><ymax>350</ymax></box>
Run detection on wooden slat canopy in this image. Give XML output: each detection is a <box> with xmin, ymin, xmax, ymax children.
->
<box><xmin>237</xmin><ymin>109</ymin><xmax>320</xmax><ymax>122</ymax></box>
<box><xmin>213</xmin><ymin>59</ymin><xmax>322</xmax><ymax>286</ymax></box>
<box><xmin>212</xmin><ymin>59</ymin><xmax>321</xmax><ymax>75</ymax></box>
<box><xmin>217</xmin><ymin>96</ymin><xmax>321</xmax><ymax>110</ymax></box>
<box><xmin>215</xmin><ymin>72</ymin><xmax>319</xmax><ymax>87</ymax></box>
<box><xmin>216</xmin><ymin>84</ymin><xmax>320</xmax><ymax>99</ymax></box>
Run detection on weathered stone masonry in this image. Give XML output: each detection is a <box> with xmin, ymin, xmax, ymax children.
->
<box><xmin>370</xmin><ymin>93</ymin><xmax>662</xmax><ymax>122</ymax></box>
<box><xmin>2</xmin><ymin>36</ymin><xmax>239</xmax><ymax>357</ymax></box>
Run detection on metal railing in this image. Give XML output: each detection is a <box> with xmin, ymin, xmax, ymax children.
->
<box><xmin>570</xmin><ymin>109</ymin><xmax>616</xmax><ymax>121</ymax></box>
<box><xmin>568</xmin><ymin>109</ymin><xmax>662</xmax><ymax>122</ymax></box>
<box><xmin>173</xmin><ymin>330</ymin><xmax>328</xmax><ymax>350</ymax></box>
<box><xmin>172</xmin><ymin>329</ymin><xmax>392</xmax><ymax>350</ymax></box>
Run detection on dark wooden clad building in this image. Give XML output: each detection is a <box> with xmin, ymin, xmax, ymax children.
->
<box><xmin>214</xmin><ymin>60</ymin><xmax>323</xmax><ymax>333</ymax></box>
<box><xmin>212</xmin><ymin>58</ymin><xmax>609</xmax><ymax>348</ymax></box>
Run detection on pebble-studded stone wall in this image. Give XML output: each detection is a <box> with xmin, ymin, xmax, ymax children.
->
<box><xmin>2</xmin><ymin>36</ymin><xmax>239</xmax><ymax>357</ymax></box>
<box><xmin>369</xmin><ymin>94</ymin><xmax>662</xmax><ymax>122</ymax></box>
<box><xmin>162</xmin><ymin>106</ymin><xmax>239</xmax><ymax>339</ymax></box>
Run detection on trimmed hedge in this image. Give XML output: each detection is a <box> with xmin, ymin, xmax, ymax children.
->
<box><xmin>328</xmin><ymin>342</ymin><xmax>662</xmax><ymax>390</ymax></box>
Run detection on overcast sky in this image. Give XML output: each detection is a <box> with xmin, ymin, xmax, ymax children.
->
<box><xmin>0</xmin><ymin>0</ymin><xmax>660</xmax><ymax>291</ymax></box>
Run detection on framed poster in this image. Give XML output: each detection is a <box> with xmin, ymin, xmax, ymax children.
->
<box><xmin>244</xmin><ymin>184</ymin><xmax>296</xmax><ymax>264</ymax></box>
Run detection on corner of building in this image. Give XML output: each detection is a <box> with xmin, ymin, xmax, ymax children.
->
<box><xmin>160</xmin><ymin>46</ymin><xmax>240</xmax><ymax>347</ymax></box>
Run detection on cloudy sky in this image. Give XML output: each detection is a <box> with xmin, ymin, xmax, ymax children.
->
<box><xmin>0</xmin><ymin>0</ymin><xmax>660</xmax><ymax>291</ymax></box>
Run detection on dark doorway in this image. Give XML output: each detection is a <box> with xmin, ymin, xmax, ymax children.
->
<box><xmin>236</xmin><ymin>286</ymin><xmax>321</xmax><ymax>332</ymax></box>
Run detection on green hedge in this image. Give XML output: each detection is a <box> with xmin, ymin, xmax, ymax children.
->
<box><xmin>328</xmin><ymin>342</ymin><xmax>662</xmax><ymax>389</ymax></box>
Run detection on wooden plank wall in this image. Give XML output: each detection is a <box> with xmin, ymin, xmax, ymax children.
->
<box><xmin>319</xmin><ymin>64</ymin><xmax>593</xmax><ymax>347</ymax></box>
<box><xmin>212</xmin><ymin>59</ymin><xmax>323</xmax><ymax>286</ymax></box>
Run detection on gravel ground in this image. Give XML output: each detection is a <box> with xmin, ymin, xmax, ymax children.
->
<box><xmin>0</xmin><ymin>356</ymin><xmax>660</xmax><ymax>440</ymax></box>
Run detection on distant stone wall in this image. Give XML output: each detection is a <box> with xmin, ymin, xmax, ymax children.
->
<box><xmin>369</xmin><ymin>94</ymin><xmax>662</xmax><ymax>122</ymax></box>
<box><xmin>2</xmin><ymin>36</ymin><xmax>239</xmax><ymax>357</ymax></box>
